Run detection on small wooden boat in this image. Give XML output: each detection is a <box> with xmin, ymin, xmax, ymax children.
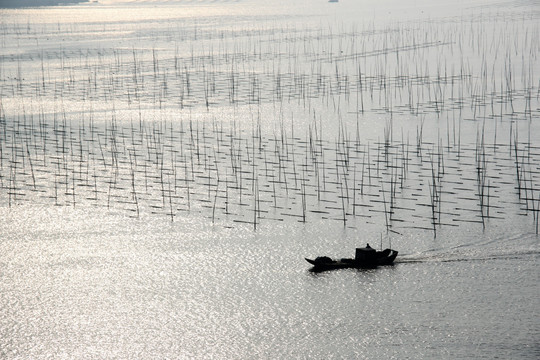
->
<box><xmin>305</xmin><ymin>245</ymin><xmax>398</xmax><ymax>270</ymax></box>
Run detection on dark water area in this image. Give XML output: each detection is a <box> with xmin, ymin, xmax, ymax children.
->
<box><xmin>0</xmin><ymin>0</ymin><xmax>88</xmax><ymax>8</ymax></box>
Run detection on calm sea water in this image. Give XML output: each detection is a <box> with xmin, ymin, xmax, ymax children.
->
<box><xmin>1</xmin><ymin>205</ymin><xmax>538</xmax><ymax>358</ymax></box>
<box><xmin>1</xmin><ymin>0</ymin><xmax>539</xmax><ymax>358</ymax></box>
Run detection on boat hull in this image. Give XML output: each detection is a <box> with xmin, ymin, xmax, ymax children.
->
<box><xmin>305</xmin><ymin>250</ymin><xmax>398</xmax><ymax>270</ymax></box>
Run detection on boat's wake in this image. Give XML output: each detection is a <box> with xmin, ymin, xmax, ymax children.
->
<box><xmin>397</xmin><ymin>248</ymin><xmax>539</xmax><ymax>264</ymax></box>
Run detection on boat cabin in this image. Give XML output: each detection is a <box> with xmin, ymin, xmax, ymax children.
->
<box><xmin>355</xmin><ymin>246</ymin><xmax>376</xmax><ymax>262</ymax></box>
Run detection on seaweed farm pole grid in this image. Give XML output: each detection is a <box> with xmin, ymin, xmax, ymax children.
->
<box><xmin>1</xmin><ymin>5</ymin><xmax>539</xmax><ymax>237</ymax></box>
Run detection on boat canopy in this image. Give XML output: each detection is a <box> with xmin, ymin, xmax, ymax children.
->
<box><xmin>355</xmin><ymin>247</ymin><xmax>376</xmax><ymax>261</ymax></box>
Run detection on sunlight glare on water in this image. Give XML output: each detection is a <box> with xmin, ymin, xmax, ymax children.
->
<box><xmin>1</xmin><ymin>204</ymin><xmax>538</xmax><ymax>358</ymax></box>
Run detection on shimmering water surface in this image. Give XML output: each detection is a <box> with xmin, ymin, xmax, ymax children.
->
<box><xmin>1</xmin><ymin>0</ymin><xmax>539</xmax><ymax>358</ymax></box>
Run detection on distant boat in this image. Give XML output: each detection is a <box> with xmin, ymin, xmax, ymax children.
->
<box><xmin>305</xmin><ymin>245</ymin><xmax>398</xmax><ymax>270</ymax></box>
<box><xmin>328</xmin><ymin>0</ymin><xmax>339</xmax><ymax>3</ymax></box>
